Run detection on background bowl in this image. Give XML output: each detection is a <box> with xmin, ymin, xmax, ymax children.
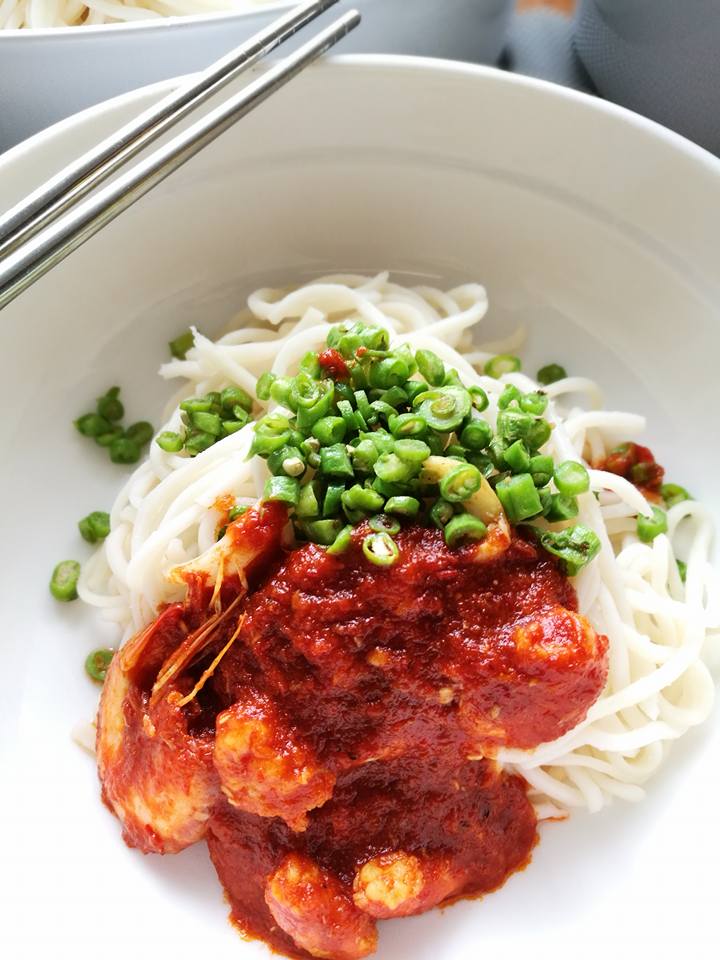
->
<box><xmin>0</xmin><ymin>0</ymin><xmax>512</xmax><ymax>151</ymax></box>
<box><xmin>1</xmin><ymin>55</ymin><xmax>719</xmax><ymax>960</ymax></box>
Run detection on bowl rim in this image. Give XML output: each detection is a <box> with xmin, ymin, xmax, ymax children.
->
<box><xmin>0</xmin><ymin>1</ymin><xmax>291</xmax><ymax>38</ymax></box>
<box><xmin>2</xmin><ymin>53</ymin><xmax>719</xmax><ymax>178</ymax></box>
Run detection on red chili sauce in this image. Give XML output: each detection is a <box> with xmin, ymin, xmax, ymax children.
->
<box><xmin>98</xmin><ymin>506</ymin><xmax>609</xmax><ymax>960</ymax></box>
<box><xmin>599</xmin><ymin>441</ymin><xmax>664</xmax><ymax>499</ymax></box>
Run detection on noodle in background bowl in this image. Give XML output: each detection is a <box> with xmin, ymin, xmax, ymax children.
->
<box><xmin>0</xmin><ymin>0</ymin><xmax>512</xmax><ymax>151</ymax></box>
<box><xmin>1</xmin><ymin>55</ymin><xmax>719</xmax><ymax>960</ymax></box>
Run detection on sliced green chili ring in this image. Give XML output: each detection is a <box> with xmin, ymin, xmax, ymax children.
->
<box><xmin>362</xmin><ymin>531</ymin><xmax>400</xmax><ymax>567</ymax></box>
<box><xmin>496</xmin><ymin>408</ymin><xmax>534</xmax><ymax>443</ymax></box>
<box><xmin>469</xmin><ymin>386</ymin><xmax>489</xmax><ymax>412</ymax></box>
<box><xmin>169</xmin><ymin>329</ymin><xmax>195</xmax><ymax>360</ymax></box>
<box><xmin>529</xmin><ymin>454</ymin><xmax>554</xmax><ymax>487</ymax></box>
<box><xmin>124</xmin><ymin>421</ymin><xmax>154</xmax><ymax>446</ymax></box>
<box><xmin>50</xmin><ymin>559</ymin><xmax>81</xmax><ymax>602</ymax></box>
<box><xmin>337</xmin><ymin>400</ymin><xmax>357</xmax><ymax>432</ymax></box>
<box><xmin>498</xmin><ymin>384</ymin><xmax>522</xmax><ymax>410</ymax></box>
<box><xmin>78</xmin><ymin>511</ymin><xmax>111</xmax><ymax>544</ymax></box>
<box><xmin>439</xmin><ymin>463</ymin><xmax>482</xmax><ymax>503</ymax></box>
<box><xmin>554</xmin><ymin>460</ymin><xmax>590</xmax><ymax>497</ymax></box>
<box><xmin>384</xmin><ymin>496</ymin><xmax>420</xmax><ymax>518</ymax></box>
<box><xmin>269</xmin><ymin>376</ymin><xmax>294</xmax><ymax>407</ymax></box>
<box><xmin>180</xmin><ymin>396</ymin><xmax>214</xmax><ymax>414</ymax></box>
<box><xmin>351</xmin><ymin>439</ymin><xmax>380</xmax><ymax>473</ymax></box>
<box><xmin>342</xmin><ymin>486</ymin><xmax>385</xmax><ymax>514</ymax></box>
<box><xmin>444</xmin><ymin>444</ymin><xmax>467</xmax><ymax>461</ymax></box>
<box><xmin>415</xmin><ymin>349</ymin><xmax>445</xmax><ymax>387</ymax></box>
<box><xmin>319</xmin><ymin>443</ymin><xmax>354</xmax><ymax>479</ymax></box>
<box><xmin>221</xmin><ymin>385</ymin><xmax>253</xmax><ymax>413</ymax></box>
<box><xmin>312</xmin><ymin>416</ymin><xmax>347</xmax><ymax>446</ymax></box>
<box><xmin>324</xmin><ymin>483</ymin><xmax>347</xmax><ymax>517</ymax></box>
<box><xmin>661</xmin><ymin>483</ymin><xmax>692</xmax><ymax>508</ymax></box>
<box><xmin>394</xmin><ymin>439</ymin><xmax>431</xmax><ymax>465</ymax></box>
<box><xmin>430</xmin><ymin>499</ymin><xmax>454</xmax><ymax>529</ymax></box>
<box><xmin>372</xmin><ymin>476</ymin><xmax>412</xmax><ymax>499</ymax></box>
<box><xmin>362</xmin><ymin>430</ymin><xmax>396</xmax><ymax>455</ymax></box>
<box><xmin>109</xmin><ymin>436</ymin><xmax>142</xmax><ymax>464</ymax></box>
<box><xmin>95</xmin><ymin>427</ymin><xmax>124</xmax><ymax>447</ymax></box>
<box><xmin>188</xmin><ymin>412</ymin><xmax>221</xmax><ymax>437</ymax></box>
<box><xmin>544</xmin><ymin>493</ymin><xmax>579</xmax><ymax>523</ymax></box>
<box><xmin>75</xmin><ymin>413</ymin><xmax>112</xmax><ymax>438</ymax></box>
<box><xmin>302</xmin><ymin>518</ymin><xmax>344</xmax><ymax>546</ymax></box>
<box><xmin>369</xmin><ymin>514</ymin><xmax>401</xmax><ymax>535</ymax></box>
<box><xmin>369</xmin><ymin>399</ymin><xmax>397</xmax><ymax>422</ymax></box>
<box><xmin>256</xmin><ymin>371</ymin><xmax>277</xmax><ymax>401</ymax></box>
<box><xmin>268</xmin><ymin>445</ymin><xmax>306</xmax><ymax>477</ymax></box>
<box><xmin>403</xmin><ymin>380</ymin><xmax>430</xmax><ymax>404</ymax></box>
<box><xmin>354</xmin><ymin>390</ymin><xmax>375</xmax><ymax>424</ymax></box>
<box><xmin>466</xmin><ymin>451</ymin><xmax>494</xmax><ymax>477</ymax></box>
<box><xmin>228</xmin><ymin>504</ymin><xmax>249</xmax><ymax>522</ymax></box>
<box><xmin>222</xmin><ymin>420</ymin><xmax>246</xmax><ymax>437</ymax></box>
<box><xmin>368</xmin><ymin>357</ymin><xmax>410</xmax><ymax>390</ymax></box>
<box><xmin>297</xmin><ymin>482</ymin><xmax>321</xmax><ymax>519</ymax></box>
<box><xmin>637</xmin><ymin>506</ymin><xmax>668</xmax><ymax>543</ymax></box>
<box><xmin>388</xmin><ymin>413</ymin><xmax>426</xmax><ymax>438</ymax></box>
<box><xmin>156</xmin><ymin>431</ymin><xmax>184</xmax><ymax>453</ymax></box>
<box><xmin>495</xmin><ymin>473</ymin><xmax>543</xmax><ymax>523</ymax></box>
<box><xmin>537</xmin><ymin>363</ymin><xmax>567</xmax><ymax>386</ymax></box>
<box><xmin>485</xmin><ymin>354</ymin><xmax>521</xmax><ymax>379</ymax></box>
<box><xmin>525</xmin><ymin>418</ymin><xmax>553</xmax><ymax>451</ymax></box>
<box><xmin>460</xmin><ymin>419</ymin><xmax>492</xmax><ymax>451</ymax></box>
<box><xmin>299</xmin><ymin>351</ymin><xmax>322</xmax><ymax>378</ymax></box>
<box><xmin>264</xmin><ymin>475</ymin><xmax>300</xmax><ymax>506</ymax></box>
<box><xmin>184</xmin><ymin>431</ymin><xmax>215</xmax><ymax>456</ymax></box>
<box><xmin>502</xmin><ymin>439</ymin><xmax>531</xmax><ymax>474</ymax></box>
<box><xmin>520</xmin><ymin>391</ymin><xmax>549</xmax><ymax>416</ymax></box>
<box><xmin>379</xmin><ymin>385</ymin><xmax>409</xmax><ymax>409</ymax></box>
<box><xmin>444</xmin><ymin>513</ymin><xmax>487</xmax><ymax>548</ymax></box>
<box><xmin>97</xmin><ymin>387</ymin><xmax>124</xmax><ymax>422</ymax></box>
<box><xmin>374</xmin><ymin>452</ymin><xmax>416</xmax><ymax>484</ymax></box>
<box><xmin>416</xmin><ymin>386</ymin><xmax>471</xmax><ymax>432</ymax></box>
<box><xmin>327</xmin><ymin>525</ymin><xmax>353</xmax><ymax>556</ymax></box>
<box><xmin>538</xmin><ymin>524</ymin><xmax>601</xmax><ymax>575</ymax></box>
<box><xmin>85</xmin><ymin>648</ymin><xmax>114</xmax><ymax>684</ymax></box>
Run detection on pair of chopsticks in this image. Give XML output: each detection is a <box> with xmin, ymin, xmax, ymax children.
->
<box><xmin>0</xmin><ymin>0</ymin><xmax>360</xmax><ymax>311</ymax></box>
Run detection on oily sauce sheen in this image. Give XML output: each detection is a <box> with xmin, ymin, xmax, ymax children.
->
<box><xmin>97</xmin><ymin>507</ymin><xmax>609</xmax><ymax>960</ymax></box>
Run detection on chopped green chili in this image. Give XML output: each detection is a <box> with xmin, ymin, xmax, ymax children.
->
<box><xmin>156</xmin><ymin>431</ymin><xmax>184</xmax><ymax>453</ymax></box>
<box><xmin>637</xmin><ymin>506</ymin><xmax>668</xmax><ymax>543</ymax></box>
<box><xmin>362</xmin><ymin>531</ymin><xmax>400</xmax><ymax>567</ymax></box>
<box><xmin>444</xmin><ymin>513</ymin><xmax>487</xmax><ymax>547</ymax></box>
<box><xmin>661</xmin><ymin>483</ymin><xmax>692</xmax><ymax>508</ymax></box>
<box><xmin>538</xmin><ymin>525</ymin><xmax>601</xmax><ymax>575</ymax></box>
<box><xmin>85</xmin><ymin>648</ymin><xmax>114</xmax><ymax>684</ymax></box>
<box><xmin>554</xmin><ymin>461</ymin><xmax>590</xmax><ymax>497</ymax></box>
<box><xmin>537</xmin><ymin>363</ymin><xmax>567</xmax><ymax>385</ymax></box>
<box><xmin>78</xmin><ymin>511</ymin><xmax>110</xmax><ymax>544</ymax></box>
<box><xmin>369</xmin><ymin>514</ymin><xmax>401</xmax><ymax>535</ymax></box>
<box><xmin>485</xmin><ymin>354</ymin><xmax>521</xmax><ymax>379</ymax></box>
<box><xmin>169</xmin><ymin>329</ymin><xmax>195</xmax><ymax>360</ymax></box>
<box><xmin>495</xmin><ymin>473</ymin><xmax>543</xmax><ymax>523</ymax></box>
<box><xmin>50</xmin><ymin>560</ymin><xmax>81</xmax><ymax>601</ymax></box>
<box><xmin>327</xmin><ymin>525</ymin><xmax>353</xmax><ymax>556</ymax></box>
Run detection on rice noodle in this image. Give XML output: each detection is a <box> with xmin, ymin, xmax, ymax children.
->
<box><xmin>77</xmin><ymin>272</ymin><xmax>719</xmax><ymax>816</ymax></box>
<box><xmin>0</xmin><ymin>0</ymin><xmax>275</xmax><ymax>29</ymax></box>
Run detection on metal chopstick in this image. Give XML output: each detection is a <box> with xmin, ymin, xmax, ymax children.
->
<box><xmin>0</xmin><ymin>9</ymin><xmax>360</xmax><ymax>312</ymax></box>
<box><xmin>0</xmin><ymin>0</ymin><xmax>341</xmax><ymax>259</ymax></box>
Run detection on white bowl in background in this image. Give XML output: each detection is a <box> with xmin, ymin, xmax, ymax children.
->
<box><xmin>0</xmin><ymin>0</ymin><xmax>512</xmax><ymax>151</ymax></box>
<box><xmin>1</xmin><ymin>55</ymin><xmax>719</xmax><ymax>960</ymax></box>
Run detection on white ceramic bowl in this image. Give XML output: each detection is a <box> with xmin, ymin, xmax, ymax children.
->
<box><xmin>1</xmin><ymin>56</ymin><xmax>719</xmax><ymax>960</ymax></box>
<box><xmin>0</xmin><ymin>0</ymin><xmax>512</xmax><ymax>151</ymax></box>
